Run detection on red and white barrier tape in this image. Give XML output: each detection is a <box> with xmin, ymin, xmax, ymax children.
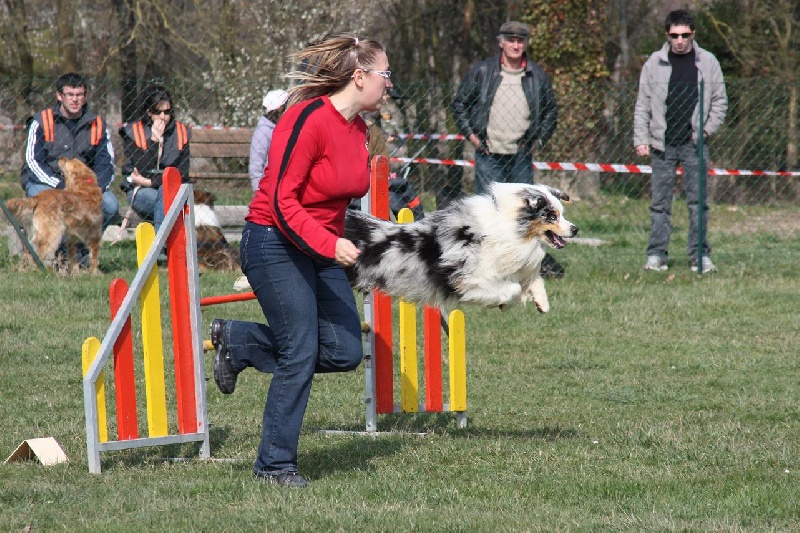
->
<box><xmin>2</xmin><ymin>123</ymin><xmax>797</xmax><ymax>177</ymax></box>
<box><xmin>0</xmin><ymin>123</ymin><xmax>253</xmax><ymax>132</ymax></box>
<box><xmin>390</xmin><ymin>157</ymin><xmax>800</xmax><ymax>177</ymax></box>
<box><xmin>394</xmin><ymin>133</ymin><xmax>465</xmax><ymax>141</ymax></box>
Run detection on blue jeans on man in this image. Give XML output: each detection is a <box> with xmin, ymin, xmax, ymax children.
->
<box><xmin>26</xmin><ymin>181</ymin><xmax>120</xmax><ymax>230</ymax></box>
<box><xmin>223</xmin><ymin>222</ymin><xmax>363</xmax><ymax>474</ymax></box>
<box><xmin>474</xmin><ymin>150</ymin><xmax>534</xmax><ymax>195</ymax></box>
<box><xmin>647</xmin><ymin>143</ymin><xmax>711</xmax><ymax>262</ymax></box>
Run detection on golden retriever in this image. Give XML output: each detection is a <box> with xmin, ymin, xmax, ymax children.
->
<box><xmin>5</xmin><ymin>157</ymin><xmax>103</xmax><ymax>273</ymax></box>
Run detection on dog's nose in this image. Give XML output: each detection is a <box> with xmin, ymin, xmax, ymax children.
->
<box><xmin>571</xmin><ymin>225</ymin><xmax>579</xmax><ymax>237</ymax></box>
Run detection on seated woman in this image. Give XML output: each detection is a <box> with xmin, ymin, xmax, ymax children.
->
<box><xmin>119</xmin><ymin>85</ymin><xmax>191</xmax><ymax>232</ymax></box>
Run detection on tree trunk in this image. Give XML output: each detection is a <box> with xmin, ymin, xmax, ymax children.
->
<box><xmin>112</xmin><ymin>0</ymin><xmax>138</xmax><ymax>121</ymax></box>
<box><xmin>56</xmin><ymin>0</ymin><xmax>80</xmax><ymax>73</ymax></box>
<box><xmin>5</xmin><ymin>0</ymin><xmax>34</xmax><ymax>103</ymax></box>
<box><xmin>787</xmin><ymin>84</ymin><xmax>798</xmax><ymax>169</ymax></box>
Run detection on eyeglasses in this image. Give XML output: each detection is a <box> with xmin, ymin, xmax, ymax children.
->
<box><xmin>364</xmin><ymin>69</ymin><xmax>392</xmax><ymax>80</ymax></box>
<box><xmin>668</xmin><ymin>32</ymin><xmax>693</xmax><ymax>40</ymax></box>
<box><xmin>150</xmin><ymin>108</ymin><xmax>173</xmax><ymax>115</ymax></box>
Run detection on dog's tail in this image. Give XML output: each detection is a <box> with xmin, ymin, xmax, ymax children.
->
<box><xmin>1</xmin><ymin>197</ymin><xmax>37</xmax><ymax>258</ymax></box>
<box><xmin>344</xmin><ymin>209</ymin><xmax>391</xmax><ymax>245</ymax></box>
<box><xmin>4</xmin><ymin>197</ymin><xmax>36</xmax><ymax>230</ymax></box>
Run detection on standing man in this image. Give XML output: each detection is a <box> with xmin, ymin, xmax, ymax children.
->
<box><xmin>634</xmin><ymin>9</ymin><xmax>727</xmax><ymax>273</ymax></box>
<box><xmin>452</xmin><ymin>20</ymin><xmax>561</xmax><ymax>276</ymax></box>
<box><xmin>21</xmin><ymin>72</ymin><xmax>119</xmax><ymax>229</ymax></box>
<box><xmin>452</xmin><ymin>21</ymin><xmax>558</xmax><ymax>195</ymax></box>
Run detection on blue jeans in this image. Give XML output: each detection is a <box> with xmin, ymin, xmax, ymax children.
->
<box><xmin>647</xmin><ymin>143</ymin><xmax>711</xmax><ymax>261</ymax></box>
<box><xmin>474</xmin><ymin>150</ymin><xmax>533</xmax><ymax>195</ymax></box>
<box><xmin>26</xmin><ymin>182</ymin><xmax>119</xmax><ymax>230</ymax></box>
<box><xmin>126</xmin><ymin>186</ymin><xmax>164</xmax><ymax>232</ymax></box>
<box><xmin>225</xmin><ymin>222</ymin><xmax>363</xmax><ymax>474</ymax></box>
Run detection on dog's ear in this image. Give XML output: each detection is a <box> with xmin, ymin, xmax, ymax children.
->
<box><xmin>524</xmin><ymin>192</ymin><xmax>547</xmax><ymax>212</ymax></box>
<box><xmin>193</xmin><ymin>189</ymin><xmax>217</xmax><ymax>206</ymax></box>
<box><xmin>545</xmin><ymin>185</ymin><xmax>570</xmax><ymax>203</ymax></box>
<box><xmin>526</xmin><ymin>195</ymin><xmax>544</xmax><ymax>210</ymax></box>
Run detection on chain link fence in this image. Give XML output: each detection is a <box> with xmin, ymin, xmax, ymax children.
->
<box><xmin>2</xmin><ymin>75</ymin><xmax>798</xmax><ymax>270</ymax></box>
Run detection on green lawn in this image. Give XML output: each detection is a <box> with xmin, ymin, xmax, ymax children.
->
<box><xmin>0</xmin><ymin>213</ymin><xmax>798</xmax><ymax>531</ymax></box>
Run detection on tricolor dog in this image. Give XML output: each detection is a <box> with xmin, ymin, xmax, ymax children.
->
<box><xmin>345</xmin><ymin>182</ymin><xmax>578</xmax><ymax>311</ymax></box>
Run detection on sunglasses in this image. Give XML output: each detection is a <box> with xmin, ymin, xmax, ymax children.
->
<box><xmin>364</xmin><ymin>69</ymin><xmax>392</xmax><ymax>80</ymax></box>
<box><xmin>150</xmin><ymin>108</ymin><xmax>173</xmax><ymax>115</ymax></box>
<box><xmin>668</xmin><ymin>32</ymin><xmax>693</xmax><ymax>39</ymax></box>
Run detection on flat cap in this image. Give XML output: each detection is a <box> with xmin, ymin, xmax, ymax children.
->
<box><xmin>499</xmin><ymin>21</ymin><xmax>530</xmax><ymax>38</ymax></box>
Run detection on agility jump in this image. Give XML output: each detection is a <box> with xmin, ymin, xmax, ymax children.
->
<box><xmin>82</xmin><ymin>168</ymin><xmax>209</xmax><ymax>474</ymax></box>
<box><xmin>82</xmin><ymin>158</ymin><xmax>467</xmax><ymax>473</ymax></box>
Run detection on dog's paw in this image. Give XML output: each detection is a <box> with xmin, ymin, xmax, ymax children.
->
<box><xmin>522</xmin><ymin>292</ymin><xmax>549</xmax><ymax>313</ymax></box>
<box><xmin>462</xmin><ymin>281</ymin><xmax>521</xmax><ymax>309</ymax></box>
<box><xmin>496</xmin><ymin>283</ymin><xmax>522</xmax><ymax>308</ymax></box>
<box><xmin>522</xmin><ymin>278</ymin><xmax>549</xmax><ymax>313</ymax></box>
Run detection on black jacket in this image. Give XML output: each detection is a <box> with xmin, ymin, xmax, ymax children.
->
<box><xmin>20</xmin><ymin>103</ymin><xmax>115</xmax><ymax>190</ymax></box>
<box><xmin>119</xmin><ymin>119</ymin><xmax>191</xmax><ymax>190</ymax></box>
<box><xmin>451</xmin><ymin>54</ymin><xmax>558</xmax><ymax>152</ymax></box>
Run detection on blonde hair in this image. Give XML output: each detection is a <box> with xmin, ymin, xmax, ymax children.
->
<box><xmin>285</xmin><ymin>32</ymin><xmax>385</xmax><ymax>107</ymax></box>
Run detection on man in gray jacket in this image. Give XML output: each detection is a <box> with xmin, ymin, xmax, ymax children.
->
<box><xmin>634</xmin><ymin>9</ymin><xmax>727</xmax><ymax>274</ymax></box>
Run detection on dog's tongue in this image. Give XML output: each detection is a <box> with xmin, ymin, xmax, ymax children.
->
<box><xmin>547</xmin><ymin>231</ymin><xmax>566</xmax><ymax>249</ymax></box>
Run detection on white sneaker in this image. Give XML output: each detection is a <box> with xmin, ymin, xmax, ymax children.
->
<box><xmin>691</xmin><ymin>257</ymin><xmax>718</xmax><ymax>274</ymax></box>
<box><xmin>643</xmin><ymin>255</ymin><xmax>668</xmax><ymax>271</ymax></box>
<box><xmin>233</xmin><ymin>275</ymin><xmax>252</xmax><ymax>292</ymax></box>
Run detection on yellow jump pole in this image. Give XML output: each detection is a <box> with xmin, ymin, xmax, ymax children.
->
<box><xmin>448</xmin><ymin>309</ymin><xmax>467</xmax><ymax>413</ymax></box>
<box><xmin>82</xmin><ymin>337</ymin><xmax>108</xmax><ymax>443</ymax></box>
<box><xmin>397</xmin><ymin>208</ymin><xmax>419</xmax><ymax>412</ymax></box>
<box><xmin>136</xmin><ymin>222</ymin><xmax>169</xmax><ymax>437</ymax></box>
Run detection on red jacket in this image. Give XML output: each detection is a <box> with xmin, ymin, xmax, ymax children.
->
<box><xmin>247</xmin><ymin>96</ymin><xmax>370</xmax><ymax>262</ymax></box>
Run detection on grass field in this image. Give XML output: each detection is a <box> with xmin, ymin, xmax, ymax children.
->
<box><xmin>1</xmin><ymin>207</ymin><xmax>799</xmax><ymax>531</ymax></box>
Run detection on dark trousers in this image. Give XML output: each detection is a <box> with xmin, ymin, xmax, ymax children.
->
<box><xmin>225</xmin><ymin>222</ymin><xmax>363</xmax><ymax>474</ymax></box>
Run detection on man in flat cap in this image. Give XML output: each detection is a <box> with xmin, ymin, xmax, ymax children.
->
<box><xmin>452</xmin><ymin>20</ymin><xmax>563</xmax><ymax>277</ymax></box>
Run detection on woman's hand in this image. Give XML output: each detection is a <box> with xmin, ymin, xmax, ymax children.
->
<box><xmin>151</xmin><ymin>117</ymin><xmax>167</xmax><ymax>143</ymax></box>
<box><xmin>335</xmin><ymin>238</ymin><xmax>361</xmax><ymax>267</ymax></box>
<box><xmin>129</xmin><ymin>168</ymin><xmax>151</xmax><ymax>187</ymax></box>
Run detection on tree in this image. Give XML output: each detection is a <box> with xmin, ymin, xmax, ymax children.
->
<box><xmin>3</xmin><ymin>0</ymin><xmax>35</xmax><ymax>102</ymax></box>
<box><xmin>56</xmin><ymin>0</ymin><xmax>80</xmax><ymax>73</ymax></box>
<box><xmin>703</xmin><ymin>0</ymin><xmax>799</xmax><ymax>169</ymax></box>
<box><xmin>111</xmin><ymin>0</ymin><xmax>137</xmax><ymax>121</ymax></box>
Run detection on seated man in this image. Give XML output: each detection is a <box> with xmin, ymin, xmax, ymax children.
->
<box><xmin>20</xmin><ymin>72</ymin><xmax>119</xmax><ymax>229</ymax></box>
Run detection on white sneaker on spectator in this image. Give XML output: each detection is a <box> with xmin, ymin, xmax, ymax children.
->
<box><xmin>233</xmin><ymin>275</ymin><xmax>252</xmax><ymax>292</ymax></box>
<box><xmin>643</xmin><ymin>255</ymin><xmax>668</xmax><ymax>271</ymax></box>
<box><xmin>691</xmin><ymin>256</ymin><xmax>718</xmax><ymax>274</ymax></box>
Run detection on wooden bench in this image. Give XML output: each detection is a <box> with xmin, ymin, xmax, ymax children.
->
<box><xmin>189</xmin><ymin>128</ymin><xmax>254</xmax><ymax>182</ymax></box>
<box><xmin>189</xmin><ymin>128</ymin><xmax>254</xmax><ymax>227</ymax></box>
<box><xmin>111</xmin><ymin>128</ymin><xmax>253</xmax><ymax>230</ymax></box>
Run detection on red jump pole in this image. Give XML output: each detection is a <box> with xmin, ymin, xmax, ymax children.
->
<box><xmin>423</xmin><ymin>306</ymin><xmax>443</xmax><ymax>412</ymax></box>
<box><xmin>200</xmin><ymin>292</ymin><xmax>257</xmax><ymax>307</ymax></box>
<box><xmin>163</xmin><ymin>168</ymin><xmax>197</xmax><ymax>433</ymax></box>
<box><xmin>370</xmin><ymin>156</ymin><xmax>394</xmax><ymax>414</ymax></box>
<box><xmin>109</xmin><ymin>278</ymin><xmax>138</xmax><ymax>440</ymax></box>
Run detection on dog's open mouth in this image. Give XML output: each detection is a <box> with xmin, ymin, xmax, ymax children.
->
<box><xmin>545</xmin><ymin>230</ymin><xmax>567</xmax><ymax>249</ymax></box>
